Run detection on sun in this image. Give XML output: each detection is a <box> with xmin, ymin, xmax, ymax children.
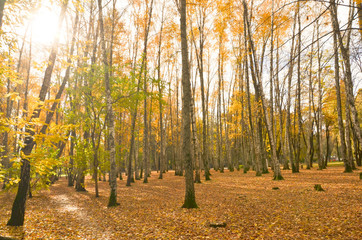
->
<box><xmin>31</xmin><ymin>6</ymin><xmax>60</xmax><ymax>46</ymax></box>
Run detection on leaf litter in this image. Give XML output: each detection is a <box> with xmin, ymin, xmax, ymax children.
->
<box><xmin>0</xmin><ymin>166</ymin><xmax>361</xmax><ymax>239</ymax></box>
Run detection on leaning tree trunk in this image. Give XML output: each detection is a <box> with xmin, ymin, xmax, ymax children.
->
<box><xmin>7</xmin><ymin>1</ymin><xmax>68</xmax><ymax>226</ymax></box>
<box><xmin>242</xmin><ymin>8</ymin><xmax>260</xmax><ymax>176</ymax></box>
<box><xmin>330</xmin><ymin>0</ymin><xmax>362</xmax><ymax>147</ymax></box>
<box><xmin>243</xmin><ymin>0</ymin><xmax>283</xmax><ymax>180</ymax></box>
<box><xmin>332</xmin><ymin>28</ymin><xmax>351</xmax><ymax>172</ymax></box>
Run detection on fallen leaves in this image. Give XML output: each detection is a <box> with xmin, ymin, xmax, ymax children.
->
<box><xmin>0</xmin><ymin>166</ymin><xmax>361</xmax><ymax>239</ymax></box>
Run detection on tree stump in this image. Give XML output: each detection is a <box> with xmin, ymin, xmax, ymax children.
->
<box><xmin>359</xmin><ymin>172</ymin><xmax>362</xmax><ymax>180</ymax></box>
<box><xmin>209</xmin><ymin>222</ymin><xmax>227</xmax><ymax>228</ymax></box>
<box><xmin>272</xmin><ymin>187</ymin><xmax>279</xmax><ymax>190</ymax></box>
<box><xmin>0</xmin><ymin>236</ymin><xmax>18</xmax><ymax>240</ymax></box>
<box><xmin>314</xmin><ymin>184</ymin><xmax>324</xmax><ymax>191</ymax></box>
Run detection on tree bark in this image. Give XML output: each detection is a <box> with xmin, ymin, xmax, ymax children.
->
<box><xmin>7</xmin><ymin>0</ymin><xmax>68</xmax><ymax>226</ymax></box>
<box><xmin>191</xmin><ymin>4</ymin><xmax>210</xmax><ymax>180</ymax></box>
<box><xmin>332</xmin><ymin>27</ymin><xmax>351</xmax><ymax>172</ymax></box>
<box><xmin>0</xmin><ymin>0</ymin><xmax>6</xmax><ymax>32</ymax></box>
<box><xmin>357</xmin><ymin>1</ymin><xmax>362</xmax><ymax>39</ymax></box>
<box><xmin>97</xmin><ymin>0</ymin><xmax>118</xmax><ymax>207</ymax></box>
<box><xmin>180</xmin><ymin>0</ymin><xmax>197</xmax><ymax>208</ymax></box>
<box><xmin>330</xmin><ymin>0</ymin><xmax>362</xmax><ymax>147</ymax></box>
<box><xmin>316</xmin><ymin>21</ymin><xmax>323</xmax><ymax>170</ymax></box>
<box><xmin>285</xmin><ymin>6</ymin><xmax>297</xmax><ymax>172</ymax></box>
<box><xmin>242</xmin><ymin>7</ymin><xmax>260</xmax><ymax>176</ymax></box>
<box><xmin>142</xmin><ymin>0</ymin><xmax>154</xmax><ymax>183</ymax></box>
<box><xmin>217</xmin><ymin>36</ymin><xmax>224</xmax><ymax>173</ymax></box>
<box><xmin>269</xmin><ymin>0</ymin><xmax>275</xmax><ymax>173</ymax></box>
<box><xmin>295</xmin><ymin>1</ymin><xmax>302</xmax><ymax>173</ymax></box>
<box><xmin>306</xmin><ymin>27</ymin><xmax>315</xmax><ymax>170</ymax></box>
<box><xmin>243</xmin><ymin>0</ymin><xmax>283</xmax><ymax>180</ymax></box>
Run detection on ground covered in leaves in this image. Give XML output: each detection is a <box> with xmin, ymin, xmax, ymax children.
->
<box><xmin>1</xmin><ymin>166</ymin><xmax>361</xmax><ymax>239</ymax></box>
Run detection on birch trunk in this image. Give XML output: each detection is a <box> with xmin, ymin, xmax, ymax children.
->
<box><xmin>243</xmin><ymin>0</ymin><xmax>283</xmax><ymax>180</ymax></box>
<box><xmin>97</xmin><ymin>0</ymin><xmax>118</xmax><ymax>207</ymax></box>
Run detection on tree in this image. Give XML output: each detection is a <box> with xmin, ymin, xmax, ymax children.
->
<box><xmin>97</xmin><ymin>0</ymin><xmax>118</xmax><ymax>207</ymax></box>
<box><xmin>7</xmin><ymin>0</ymin><xmax>69</xmax><ymax>226</ymax></box>
<box><xmin>179</xmin><ymin>0</ymin><xmax>198</xmax><ymax>209</ymax></box>
<box><xmin>190</xmin><ymin>0</ymin><xmax>212</xmax><ymax>181</ymax></box>
<box><xmin>0</xmin><ymin>0</ymin><xmax>5</xmax><ymax>31</ymax></box>
<box><xmin>243</xmin><ymin>0</ymin><xmax>283</xmax><ymax>180</ymax></box>
<box><xmin>143</xmin><ymin>0</ymin><xmax>154</xmax><ymax>184</ymax></box>
<box><xmin>330</xmin><ymin>0</ymin><xmax>362</xmax><ymax>147</ymax></box>
<box><xmin>332</xmin><ymin>26</ymin><xmax>350</xmax><ymax>172</ymax></box>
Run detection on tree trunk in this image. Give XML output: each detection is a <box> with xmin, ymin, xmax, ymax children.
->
<box><xmin>7</xmin><ymin>1</ymin><xmax>68</xmax><ymax>226</ymax></box>
<box><xmin>180</xmin><ymin>0</ymin><xmax>197</xmax><ymax>209</ymax></box>
<box><xmin>285</xmin><ymin>5</ymin><xmax>297</xmax><ymax>171</ymax></box>
<box><xmin>191</xmin><ymin>7</ymin><xmax>210</xmax><ymax>180</ymax></box>
<box><xmin>217</xmin><ymin>36</ymin><xmax>224</xmax><ymax>173</ymax></box>
<box><xmin>68</xmin><ymin>130</ymin><xmax>75</xmax><ymax>187</ymax></box>
<box><xmin>324</xmin><ymin>124</ymin><xmax>330</xmax><ymax>168</ymax></box>
<box><xmin>330</xmin><ymin>0</ymin><xmax>362</xmax><ymax>147</ymax></box>
<box><xmin>357</xmin><ymin>1</ymin><xmax>362</xmax><ymax>39</ymax></box>
<box><xmin>295</xmin><ymin>1</ymin><xmax>302</xmax><ymax>173</ymax></box>
<box><xmin>135</xmin><ymin>135</ymin><xmax>140</xmax><ymax>180</ymax></box>
<box><xmin>97</xmin><ymin>0</ymin><xmax>118</xmax><ymax>207</ymax></box>
<box><xmin>156</xmin><ymin>0</ymin><xmax>164</xmax><ymax>181</ymax></box>
<box><xmin>275</xmin><ymin>37</ymin><xmax>287</xmax><ymax>170</ymax></box>
<box><xmin>191</xmin><ymin>92</ymin><xmax>201</xmax><ymax>183</ymax></box>
<box><xmin>316</xmin><ymin>21</ymin><xmax>323</xmax><ymax>170</ymax></box>
<box><xmin>345</xmin><ymin>106</ymin><xmax>354</xmax><ymax>171</ymax></box>
<box><xmin>306</xmin><ymin>27</ymin><xmax>316</xmax><ymax>170</ymax></box>
<box><xmin>243</xmin><ymin>0</ymin><xmax>283</xmax><ymax>180</ymax></box>
<box><xmin>332</xmin><ymin>27</ymin><xmax>351</xmax><ymax>172</ymax></box>
<box><xmin>0</xmin><ymin>0</ymin><xmax>6</xmax><ymax>31</ymax></box>
<box><xmin>2</xmin><ymin>67</ymin><xmax>12</xmax><ymax>187</ymax></box>
<box><xmin>269</xmin><ymin>0</ymin><xmax>275</xmax><ymax>173</ymax></box>
<box><xmin>142</xmin><ymin>0</ymin><xmax>154</xmax><ymax>184</ymax></box>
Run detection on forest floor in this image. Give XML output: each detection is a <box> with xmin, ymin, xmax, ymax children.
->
<box><xmin>0</xmin><ymin>165</ymin><xmax>361</xmax><ymax>239</ymax></box>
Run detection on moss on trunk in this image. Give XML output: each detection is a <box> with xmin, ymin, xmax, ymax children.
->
<box><xmin>273</xmin><ymin>173</ymin><xmax>284</xmax><ymax>181</ymax></box>
<box><xmin>108</xmin><ymin>189</ymin><xmax>119</xmax><ymax>207</ymax></box>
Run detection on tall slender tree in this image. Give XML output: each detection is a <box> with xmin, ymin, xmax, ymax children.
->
<box><xmin>180</xmin><ymin>0</ymin><xmax>198</xmax><ymax>208</ymax></box>
<box><xmin>0</xmin><ymin>0</ymin><xmax>5</xmax><ymax>31</ymax></box>
<box><xmin>143</xmin><ymin>0</ymin><xmax>154</xmax><ymax>184</ymax></box>
<box><xmin>97</xmin><ymin>0</ymin><xmax>118</xmax><ymax>207</ymax></box>
<box><xmin>243</xmin><ymin>0</ymin><xmax>283</xmax><ymax>180</ymax></box>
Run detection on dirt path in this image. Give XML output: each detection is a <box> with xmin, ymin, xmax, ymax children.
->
<box><xmin>46</xmin><ymin>180</ymin><xmax>112</xmax><ymax>240</ymax></box>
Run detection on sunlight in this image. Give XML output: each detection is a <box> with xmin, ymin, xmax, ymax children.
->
<box><xmin>31</xmin><ymin>6</ymin><xmax>59</xmax><ymax>46</ymax></box>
